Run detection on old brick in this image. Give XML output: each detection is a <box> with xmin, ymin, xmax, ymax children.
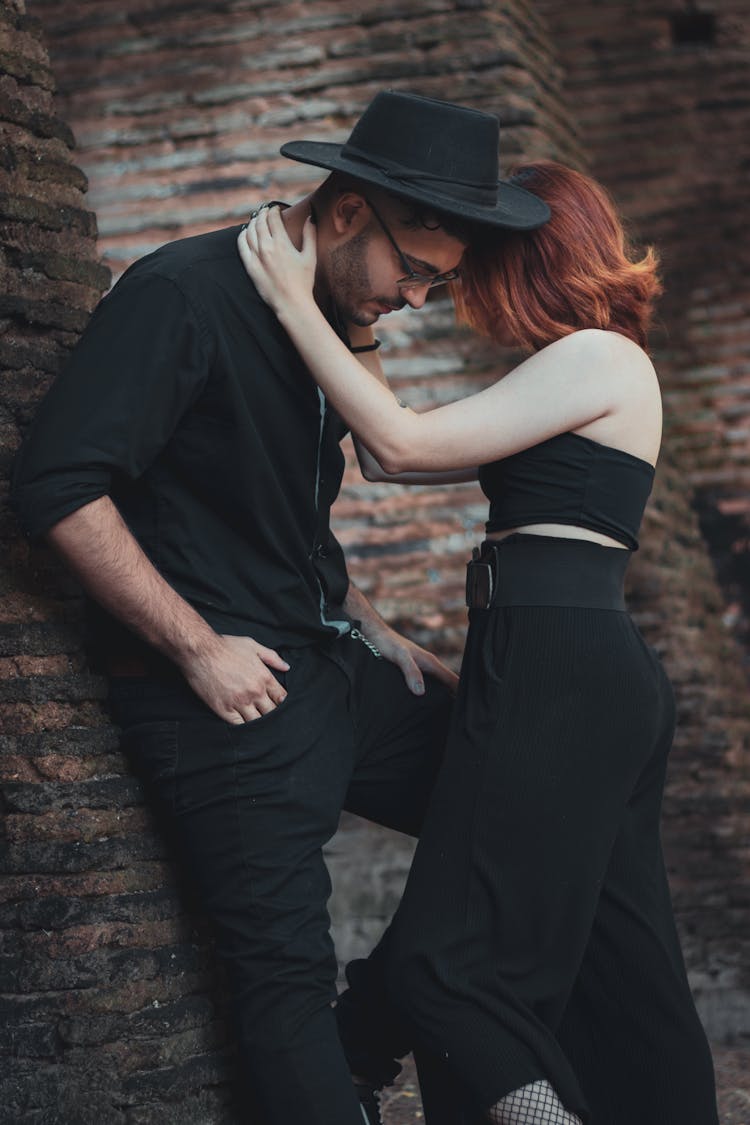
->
<box><xmin>14</xmin><ymin>248</ymin><xmax>109</xmax><ymax>289</ymax></box>
<box><xmin>2</xmin><ymin>773</ymin><xmax>139</xmax><ymax>814</ymax></box>
<box><xmin>0</xmin><ymin>191</ymin><xmax>96</xmax><ymax>235</ymax></box>
<box><xmin>1</xmin><ymin>1</ymin><xmax>748</xmax><ymax>1120</ymax></box>
<box><xmin>0</xmin><ymin>91</ymin><xmax>75</xmax><ymax>147</ymax></box>
<box><xmin>3</xmin><ymin>831</ymin><xmax>167</xmax><ymax>874</ymax></box>
<box><xmin>0</xmin><ymin>292</ymin><xmax>93</xmax><ymax>332</ymax></box>
<box><xmin>0</xmin><ymin>862</ymin><xmax>174</xmax><ymax>907</ymax></box>
<box><xmin>16</xmin><ymin>887</ymin><xmax>181</xmax><ymax>932</ymax></box>
<box><xmin>0</xmin><ymin>1020</ymin><xmax>59</xmax><ymax>1058</ymax></box>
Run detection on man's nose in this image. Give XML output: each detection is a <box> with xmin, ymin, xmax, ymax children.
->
<box><xmin>402</xmin><ymin>285</ymin><xmax>430</xmax><ymax>310</ymax></box>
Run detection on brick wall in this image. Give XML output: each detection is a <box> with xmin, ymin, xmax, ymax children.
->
<box><xmin>536</xmin><ymin>0</ymin><xmax>750</xmax><ymax>1040</ymax></box>
<box><xmin>35</xmin><ymin>0</ymin><xmax>583</xmax><ymax>278</ymax></box>
<box><xmin>0</xmin><ymin>2</ymin><xmax>241</xmax><ymax>1120</ymax></box>
<box><xmin>1</xmin><ymin>0</ymin><xmax>748</xmax><ymax>1118</ymax></box>
<box><xmin>536</xmin><ymin>0</ymin><xmax>750</xmax><ymax>657</ymax></box>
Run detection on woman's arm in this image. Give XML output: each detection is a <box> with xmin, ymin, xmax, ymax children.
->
<box><xmin>355</xmin><ymin>436</ymin><xmax>478</xmax><ymax>484</ymax></box>
<box><xmin>346</xmin><ymin>323</ymin><xmax>478</xmax><ymax>484</ymax></box>
<box><xmin>239</xmin><ymin>209</ymin><xmax>652</xmax><ymax>473</ymax></box>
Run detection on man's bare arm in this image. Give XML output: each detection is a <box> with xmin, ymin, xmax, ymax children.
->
<box><xmin>47</xmin><ymin>496</ymin><xmax>289</xmax><ymax>724</ymax></box>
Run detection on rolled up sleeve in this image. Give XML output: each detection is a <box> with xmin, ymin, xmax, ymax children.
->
<box><xmin>11</xmin><ymin>271</ymin><xmax>213</xmax><ymax>538</ymax></box>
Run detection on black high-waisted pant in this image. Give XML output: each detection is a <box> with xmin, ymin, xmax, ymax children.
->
<box><xmin>379</xmin><ymin>535</ymin><xmax>719</xmax><ymax>1124</ymax></box>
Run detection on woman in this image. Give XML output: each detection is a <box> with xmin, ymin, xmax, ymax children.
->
<box><xmin>237</xmin><ymin>163</ymin><xmax>719</xmax><ymax>1125</ymax></box>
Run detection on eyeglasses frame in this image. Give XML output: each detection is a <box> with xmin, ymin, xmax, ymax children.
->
<box><xmin>364</xmin><ymin>197</ymin><xmax>461</xmax><ymax>291</ymax></box>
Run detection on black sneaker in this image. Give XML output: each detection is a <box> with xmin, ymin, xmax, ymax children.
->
<box><xmin>356</xmin><ymin>1082</ymin><xmax>384</xmax><ymax>1125</ymax></box>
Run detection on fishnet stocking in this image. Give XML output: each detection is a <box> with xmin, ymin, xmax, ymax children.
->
<box><xmin>487</xmin><ymin>1080</ymin><xmax>583</xmax><ymax>1124</ymax></box>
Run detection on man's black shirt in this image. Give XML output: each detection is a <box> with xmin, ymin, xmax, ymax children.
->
<box><xmin>11</xmin><ymin>225</ymin><xmax>354</xmax><ymax>651</ymax></box>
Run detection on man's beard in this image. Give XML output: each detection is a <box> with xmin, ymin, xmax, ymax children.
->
<box><xmin>328</xmin><ymin>227</ymin><xmax>403</xmax><ymax>326</ymax></box>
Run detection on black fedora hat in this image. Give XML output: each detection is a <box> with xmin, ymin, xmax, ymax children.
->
<box><xmin>280</xmin><ymin>90</ymin><xmax>550</xmax><ymax>231</ymax></box>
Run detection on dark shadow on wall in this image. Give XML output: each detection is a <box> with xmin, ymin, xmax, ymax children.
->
<box><xmin>694</xmin><ymin>491</ymin><xmax>750</xmax><ymax>670</ymax></box>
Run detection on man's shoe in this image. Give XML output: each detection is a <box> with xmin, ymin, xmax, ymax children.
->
<box><xmin>356</xmin><ymin>1082</ymin><xmax>384</xmax><ymax>1125</ymax></box>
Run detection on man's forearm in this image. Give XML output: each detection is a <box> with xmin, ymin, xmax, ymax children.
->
<box><xmin>46</xmin><ymin>495</ymin><xmax>220</xmax><ymax>665</ymax></box>
<box><xmin>46</xmin><ymin>496</ymin><xmax>290</xmax><ymax>724</ymax></box>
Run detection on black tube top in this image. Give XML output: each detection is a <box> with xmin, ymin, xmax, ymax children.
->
<box><xmin>478</xmin><ymin>431</ymin><xmax>655</xmax><ymax>550</ymax></box>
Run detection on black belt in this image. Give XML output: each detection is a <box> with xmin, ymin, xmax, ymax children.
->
<box><xmin>465</xmin><ymin>535</ymin><xmax>629</xmax><ymax>611</ymax></box>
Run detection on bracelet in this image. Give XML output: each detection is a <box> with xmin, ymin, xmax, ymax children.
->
<box><xmin>350</xmin><ymin>339</ymin><xmax>382</xmax><ymax>354</ymax></box>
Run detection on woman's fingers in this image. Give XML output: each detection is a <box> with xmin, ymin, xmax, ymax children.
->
<box><xmin>241</xmin><ymin>206</ymin><xmax>315</xmax><ymax>266</ymax></box>
<box><xmin>249</xmin><ymin>209</ymin><xmax>278</xmax><ymax>271</ymax></box>
<box><xmin>237</xmin><ymin>224</ymin><xmax>256</xmax><ymax>273</ymax></box>
<box><xmin>255</xmin><ymin>206</ymin><xmax>270</xmax><ymax>239</ymax></box>
<box><xmin>245</xmin><ymin>215</ymin><xmax>261</xmax><ymax>258</ymax></box>
<box><xmin>237</xmin><ymin>205</ymin><xmax>317</xmax><ymax>308</ymax></box>
<box><xmin>266</xmin><ymin>203</ymin><xmax>282</xmax><ymax>231</ymax></box>
<box><xmin>301</xmin><ymin>213</ymin><xmax>318</xmax><ymax>268</ymax></box>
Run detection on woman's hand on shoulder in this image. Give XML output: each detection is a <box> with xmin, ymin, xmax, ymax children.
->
<box><xmin>237</xmin><ymin>205</ymin><xmax>317</xmax><ymax>318</ymax></box>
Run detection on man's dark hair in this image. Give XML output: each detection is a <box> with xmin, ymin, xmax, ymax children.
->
<box><xmin>313</xmin><ymin>172</ymin><xmax>481</xmax><ymax>246</ymax></box>
<box><xmin>395</xmin><ymin>199</ymin><xmax>480</xmax><ymax>246</ymax></box>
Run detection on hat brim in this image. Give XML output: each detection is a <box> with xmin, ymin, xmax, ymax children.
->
<box><xmin>280</xmin><ymin>141</ymin><xmax>550</xmax><ymax>231</ymax></box>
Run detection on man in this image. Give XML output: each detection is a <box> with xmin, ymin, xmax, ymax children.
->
<box><xmin>11</xmin><ymin>91</ymin><xmax>549</xmax><ymax>1124</ymax></box>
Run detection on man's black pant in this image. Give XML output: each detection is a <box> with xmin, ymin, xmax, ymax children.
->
<box><xmin>109</xmin><ymin>633</ymin><xmax>453</xmax><ymax>1125</ymax></box>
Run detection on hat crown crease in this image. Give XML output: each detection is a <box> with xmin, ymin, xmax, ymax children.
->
<box><xmin>341</xmin><ymin>143</ymin><xmax>498</xmax><ymax>206</ymax></box>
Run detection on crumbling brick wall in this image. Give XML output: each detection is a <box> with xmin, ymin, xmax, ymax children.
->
<box><xmin>535</xmin><ymin>0</ymin><xmax>750</xmax><ymax>641</ymax></box>
<box><xmin>537</xmin><ymin>0</ymin><xmax>750</xmax><ymax>1039</ymax></box>
<box><xmin>1</xmin><ymin>0</ymin><xmax>748</xmax><ymax>1120</ymax></box>
<box><xmin>0</xmin><ymin>2</ymin><xmax>239</xmax><ymax>1121</ymax></box>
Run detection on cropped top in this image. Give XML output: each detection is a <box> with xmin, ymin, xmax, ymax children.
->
<box><xmin>478</xmin><ymin>431</ymin><xmax>655</xmax><ymax>550</ymax></box>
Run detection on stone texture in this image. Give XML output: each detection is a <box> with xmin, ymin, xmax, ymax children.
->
<box><xmin>0</xmin><ymin>0</ymin><xmax>748</xmax><ymax>1120</ymax></box>
<box><xmin>536</xmin><ymin>0</ymin><xmax>750</xmax><ymax>1041</ymax></box>
<box><xmin>0</xmin><ymin>1</ymin><xmax>240</xmax><ymax>1119</ymax></box>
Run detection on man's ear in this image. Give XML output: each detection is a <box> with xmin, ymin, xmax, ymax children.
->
<box><xmin>330</xmin><ymin>192</ymin><xmax>369</xmax><ymax>237</ymax></box>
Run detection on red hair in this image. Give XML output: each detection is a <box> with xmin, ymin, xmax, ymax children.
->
<box><xmin>453</xmin><ymin>161</ymin><xmax>662</xmax><ymax>351</ymax></box>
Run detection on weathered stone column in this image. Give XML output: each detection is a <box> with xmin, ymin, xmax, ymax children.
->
<box><xmin>537</xmin><ymin>0</ymin><xmax>750</xmax><ymax>1038</ymax></box>
<box><xmin>1</xmin><ymin>2</ymin><xmax>241</xmax><ymax>1121</ymax></box>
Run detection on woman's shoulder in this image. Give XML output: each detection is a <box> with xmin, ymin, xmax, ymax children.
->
<box><xmin>549</xmin><ymin>331</ymin><xmax>661</xmax><ymax>462</ymax></box>
<box><xmin>541</xmin><ymin>328</ymin><xmax>657</xmax><ymax>393</ymax></box>
<box><xmin>543</xmin><ymin>327</ymin><xmax>652</xmax><ymax>364</ymax></box>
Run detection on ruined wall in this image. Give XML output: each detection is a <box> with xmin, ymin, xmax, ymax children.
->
<box><xmin>0</xmin><ymin>2</ymin><xmax>239</xmax><ymax>1121</ymax></box>
<box><xmin>1</xmin><ymin>0</ymin><xmax>749</xmax><ymax>1120</ymax></box>
<box><xmin>535</xmin><ymin>0</ymin><xmax>750</xmax><ymax>647</ymax></box>
<box><xmin>35</xmin><ymin>0</ymin><xmax>581</xmax><ymax>277</ymax></box>
<box><xmin>537</xmin><ymin>0</ymin><xmax>750</xmax><ymax>1042</ymax></box>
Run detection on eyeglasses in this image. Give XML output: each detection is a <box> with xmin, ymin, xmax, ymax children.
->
<box><xmin>365</xmin><ymin>198</ymin><xmax>461</xmax><ymax>291</ymax></box>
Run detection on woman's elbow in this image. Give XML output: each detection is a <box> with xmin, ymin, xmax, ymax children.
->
<box><xmin>377</xmin><ymin>453</ymin><xmax>405</xmax><ymax>475</ymax></box>
<box><xmin>376</xmin><ymin>438</ymin><xmax>419</xmax><ymax>475</ymax></box>
<box><xmin>361</xmin><ymin>415</ymin><xmax>422</xmax><ymax>475</ymax></box>
<box><xmin>359</xmin><ymin>461</ymin><xmax>382</xmax><ymax>482</ymax></box>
